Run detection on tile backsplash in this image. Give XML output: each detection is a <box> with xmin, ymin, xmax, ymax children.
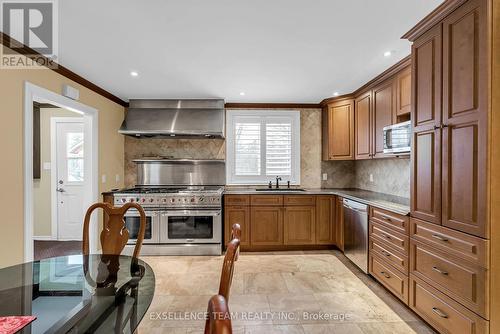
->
<box><xmin>321</xmin><ymin>158</ymin><xmax>410</xmax><ymax>199</ymax></box>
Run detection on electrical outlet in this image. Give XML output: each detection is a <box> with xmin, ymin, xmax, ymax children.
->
<box><xmin>369</xmin><ymin>174</ymin><xmax>374</xmax><ymax>182</ymax></box>
<box><xmin>115</xmin><ymin>174</ymin><xmax>120</xmax><ymax>183</ymax></box>
<box><xmin>101</xmin><ymin>174</ymin><xmax>107</xmax><ymax>183</ymax></box>
<box><xmin>322</xmin><ymin>173</ymin><xmax>328</xmax><ymax>181</ymax></box>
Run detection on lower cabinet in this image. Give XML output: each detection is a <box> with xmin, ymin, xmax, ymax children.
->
<box><xmin>284</xmin><ymin>206</ymin><xmax>316</xmax><ymax>245</ymax></box>
<box><xmin>316</xmin><ymin>196</ymin><xmax>336</xmax><ymax>244</ymax></box>
<box><xmin>224</xmin><ymin>205</ymin><xmax>250</xmax><ymax>246</ymax></box>
<box><xmin>335</xmin><ymin>197</ymin><xmax>344</xmax><ymax>251</ymax></box>
<box><xmin>250</xmin><ymin>206</ymin><xmax>284</xmax><ymax>246</ymax></box>
<box><xmin>369</xmin><ymin>254</ymin><xmax>409</xmax><ymax>304</ymax></box>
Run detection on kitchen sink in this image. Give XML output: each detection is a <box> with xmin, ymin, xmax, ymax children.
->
<box><xmin>255</xmin><ymin>188</ymin><xmax>306</xmax><ymax>192</ymax></box>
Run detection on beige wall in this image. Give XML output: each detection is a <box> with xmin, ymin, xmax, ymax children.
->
<box><xmin>33</xmin><ymin>108</ymin><xmax>82</xmax><ymax>237</ymax></box>
<box><xmin>124</xmin><ymin>108</ymin><xmax>323</xmax><ymax>188</ymax></box>
<box><xmin>0</xmin><ymin>47</ymin><xmax>125</xmax><ymax>268</ymax></box>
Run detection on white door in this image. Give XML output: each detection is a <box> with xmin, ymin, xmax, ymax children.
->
<box><xmin>55</xmin><ymin>120</ymin><xmax>85</xmax><ymax>240</ymax></box>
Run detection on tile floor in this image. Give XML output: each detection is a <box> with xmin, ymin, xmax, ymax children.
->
<box><xmin>137</xmin><ymin>250</ymin><xmax>435</xmax><ymax>334</ymax></box>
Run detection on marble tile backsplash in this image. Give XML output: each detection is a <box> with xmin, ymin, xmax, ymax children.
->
<box><xmin>321</xmin><ymin>158</ymin><xmax>410</xmax><ymax>199</ymax></box>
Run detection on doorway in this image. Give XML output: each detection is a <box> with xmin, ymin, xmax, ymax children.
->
<box><xmin>25</xmin><ymin>82</ymin><xmax>99</xmax><ymax>262</ymax></box>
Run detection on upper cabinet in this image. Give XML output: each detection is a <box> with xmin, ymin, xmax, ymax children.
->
<box><xmin>372</xmin><ymin>79</ymin><xmax>397</xmax><ymax>158</ymax></box>
<box><xmin>354</xmin><ymin>92</ymin><xmax>372</xmax><ymax>160</ymax></box>
<box><xmin>396</xmin><ymin>66</ymin><xmax>412</xmax><ymax>117</ymax></box>
<box><xmin>409</xmin><ymin>0</ymin><xmax>488</xmax><ymax>238</ymax></box>
<box><xmin>322</xmin><ymin>99</ymin><xmax>355</xmax><ymax>160</ymax></box>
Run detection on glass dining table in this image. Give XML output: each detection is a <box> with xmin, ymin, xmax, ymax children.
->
<box><xmin>0</xmin><ymin>254</ymin><xmax>155</xmax><ymax>333</ymax></box>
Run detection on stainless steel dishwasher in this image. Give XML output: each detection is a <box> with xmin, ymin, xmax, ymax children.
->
<box><xmin>343</xmin><ymin>198</ymin><xmax>369</xmax><ymax>273</ymax></box>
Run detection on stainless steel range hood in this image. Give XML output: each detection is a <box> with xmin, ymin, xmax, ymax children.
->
<box><xmin>119</xmin><ymin>99</ymin><xmax>225</xmax><ymax>138</ymax></box>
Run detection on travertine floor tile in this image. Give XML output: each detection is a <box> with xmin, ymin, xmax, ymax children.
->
<box><xmin>244</xmin><ymin>324</ymin><xmax>305</xmax><ymax>334</ymax></box>
<box><xmin>282</xmin><ymin>272</ymin><xmax>332</xmax><ymax>293</ymax></box>
<box><xmin>244</xmin><ymin>273</ymin><xmax>289</xmax><ymax>294</ymax></box>
<box><xmin>267</xmin><ymin>294</ymin><xmax>323</xmax><ymax>324</ymax></box>
<box><xmin>302</xmin><ymin>323</ymin><xmax>365</xmax><ymax>334</ymax></box>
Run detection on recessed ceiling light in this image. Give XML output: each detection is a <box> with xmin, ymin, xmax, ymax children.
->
<box><xmin>333</xmin><ymin>92</ymin><xmax>339</xmax><ymax>97</ymax></box>
<box><xmin>239</xmin><ymin>92</ymin><xmax>245</xmax><ymax>96</ymax></box>
<box><xmin>130</xmin><ymin>71</ymin><xmax>139</xmax><ymax>77</ymax></box>
<box><xmin>383</xmin><ymin>51</ymin><xmax>392</xmax><ymax>57</ymax></box>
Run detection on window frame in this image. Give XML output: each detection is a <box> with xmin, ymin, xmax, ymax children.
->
<box><xmin>226</xmin><ymin>109</ymin><xmax>301</xmax><ymax>185</ymax></box>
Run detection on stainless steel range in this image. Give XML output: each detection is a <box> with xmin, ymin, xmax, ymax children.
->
<box><xmin>113</xmin><ymin>159</ymin><xmax>225</xmax><ymax>256</ymax></box>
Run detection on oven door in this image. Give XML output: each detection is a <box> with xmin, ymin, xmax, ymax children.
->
<box><xmin>160</xmin><ymin>210</ymin><xmax>222</xmax><ymax>244</ymax></box>
<box><xmin>123</xmin><ymin>209</ymin><xmax>160</xmax><ymax>244</ymax></box>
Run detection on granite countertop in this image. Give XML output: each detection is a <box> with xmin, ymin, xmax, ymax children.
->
<box><xmin>224</xmin><ymin>187</ymin><xmax>410</xmax><ymax>216</ymax></box>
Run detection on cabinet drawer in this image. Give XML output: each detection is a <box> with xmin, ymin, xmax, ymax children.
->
<box><xmin>225</xmin><ymin>195</ymin><xmax>250</xmax><ymax>206</ymax></box>
<box><xmin>284</xmin><ymin>195</ymin><xmax>316</xmax><ymax>206</ymax></box>
<box><xmin>409</xmin><ymin>276</ymin><xmax>489</xmax><ymax>334</ymax></box>
<box><xmin>410</xmin><ymin>218</ymin><xmax>489</xmax><ymax>268</ymax></box>
<box><xmin>370</xmin><ymin>237</ymin><xmax>408</xmax><ymax>274</ymax></box>
<box><xmin>370</xmin><ymin>207</ymin><xmax>409</xmax><ymax>234</ymax></box>
<box><xmin>370</xmin><ymin>221</ymin><xmax>409</xmax><ymax>255</ymax></box>
<box><xmin>369</xmin><ymin>255</ymin><xmax>408</xmax><ymax>304</ymax></box>
<box><xmin>410</xmin><ymin>240</ymin><xmax>488</xmax><ymax>318</ymax></box>
<box><xmin>250</xmin><ymin>195</ymin><xmax>283</xmax><ymax>206</ymax></box>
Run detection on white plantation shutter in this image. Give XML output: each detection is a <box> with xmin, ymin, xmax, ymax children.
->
<box><xmin>227</xmin><ymin>110</ymin><xmax>300</xmax><ymax>184</ymax></box>
<box><xmin>235</xmin><ymin>122</ymin><xmax>261</xmax><ymax>175</ymax></box>
<box><xmin>266</xmin><ymin>123</ymin><xmax>292</xmax><ymax>176</ymax></box>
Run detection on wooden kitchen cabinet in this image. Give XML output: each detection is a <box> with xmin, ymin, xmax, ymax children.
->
<box><xmin>250</xmin><ymin>206</ymin><xmax>284</xmax><ymax>246</ymax></box>
<box><xmin>440</xmin><ymin>0</ymin><xmax>488</xmax><ymax>238</ymax></box>
<box><xmin>396</xmin><ymin>66</ymin><xmax>412</xmax><ymax>117</ymax></box>
<box><xmin>315</xmin><ymin>195</ymin><xmax>336</xmax><ymax>244</ymax></box>
<box><xmin>354</xmin><ymin>91</ymin><xmax>372</xmax><ymax>160</ymax></box>
<box><xmin>284</xmin><ymin>206</ymin><xmax>316</xmax><ymax>245</ymax></box>
<box><xmin>224</xmin><ymin>205</ymin><xmax>250</xmax><ymax>246</ymax></box>
<box><xmin>372</xmin><ymin>79</ymin><xmax>397</xmax><ymax>158</ymax></box>
<box><xmin>322</xmin><ymin>99</ymin><xmax>355</xmax><ymax>160</ymax></box>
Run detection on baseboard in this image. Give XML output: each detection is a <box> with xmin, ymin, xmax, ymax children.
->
<box><xmin>33</xmin><ymin>236</ymin><xmax>55</xmax><ymax>241</ymax></box>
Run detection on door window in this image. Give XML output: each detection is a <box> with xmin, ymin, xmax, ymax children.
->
<box><xmin>66</xmin><ymin>132</ymin><xmax>84</xmax><ymax>182</ymax></box>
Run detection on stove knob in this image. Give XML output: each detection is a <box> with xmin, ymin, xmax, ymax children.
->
<box><xmin>190</xmin><ymin>198</ymin><xmax>195</xmax><ymax>203</ymax></box>
<box><xmin>141</xmin><ymin>198</ymin><xmax>145</xmax><ymax>203</ymax></box>
<box><xmin>150</xmin><ymin>198</ymin><xmax>155</xmax><ymax>203</ymax></box>
<box><xmin>121</xmin><ymin>198</ymin><xmax>126</xmax><ymax>203</ymax></box>
<box><xmin>130</xmin><ymin>198</ymin><xmax>134</xmax><ymax>202</ymax></box>
<box><xmin>170</xmin><ymin>198</ymin><xmax>175</xmax><ymax>203</ymax></box>
<box><xmin>199</xmin><ymin>197</ymin><xmax>204</xmax><ymax>202</ymax></box>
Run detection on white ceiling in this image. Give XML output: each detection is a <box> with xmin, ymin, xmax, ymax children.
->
<box><xmin>58</xmin><ymin>0</ymin><xmax>443</xmax><ymax>103</ymax></box>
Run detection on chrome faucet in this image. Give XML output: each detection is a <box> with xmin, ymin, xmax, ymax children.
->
<box><xmin>275</xmin><ymin>176</ymin><xmax>282</xmax><ymax>189</ymax></box>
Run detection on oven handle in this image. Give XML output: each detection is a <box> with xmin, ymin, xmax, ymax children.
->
<box><xmin>161</xmin><ymin>210</ymin><xmax>221</xmax><ymax>217</ymax></box>
<box><xmin>124</xmin><ymin>211</ymin><xmax>158</xmax><ymax>217</ymax></box>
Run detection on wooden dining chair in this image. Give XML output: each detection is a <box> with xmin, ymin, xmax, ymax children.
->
<box><xmin>82</xmin><ymin>202</ymin><xmax>146</xmax><ymax>258</ymax></box>
<box><xmin>204</xmin><ymin>295</ymin><xmax>232</xmax><ymax>334</ymax></box>
<box><xmin>230</xmin><ymin>223</ymin><xmax>241</xmax><ymax>261</ymax></box>
<box><xmin>218</xmin><ymin>237</ymin><xmax>240</xmax><ymax>303</ymax></box>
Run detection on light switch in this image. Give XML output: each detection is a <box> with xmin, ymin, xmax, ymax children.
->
<box><xmin>115</xmin><ymin>174</ymin><xmax>120</xmax><ymax>183</ymax></box>
<box><xmin>369</xmin><ymin>174</ymin><xmax>374</xmax><ymax>182</ymax></box>
<box><xmin>43</xmin><ymin>162</ymin><xmax>51</xmax><ymax>170</ymax></box>
<box><xmin>322</xmin><ymin>173</ymin><xmax>328</xmax><ymax>181</ymax></box>
<box><xmin>101</xmin><ymin>174</ymin><xmax>107</xmax><ymax>183</ymax></box>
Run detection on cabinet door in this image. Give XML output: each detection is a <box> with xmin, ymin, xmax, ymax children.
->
<box><xmin>396</xmin><ymin>66</ymin><xmax>412</xmax><ymax>116</ymax></box>
<box><xmin>324</xmin><ymin>99</ymin><xmax>355</xmax><ymax>160</ymax></box>
<box><xmin>250</xmin><ymin>206</ymin><xmax>283</xmax><ymax>246</ymax></box>
<box><xmin>410</xmin><ymin>24</ymin><xmax>443</xmax><ymax>225</ymax></box>
<box><xmin>316</xmin><ymin>196</ymin><xmax>336</xmax><ymax>244</ymax></box>
<box><xmin>412</xmin><ymin>24</ymin><xmax>442</xmax><ymax>131</ymax></box>
<box><xmin>335</xmin><ymin>197</ymin><xmax>344</xmax><ymax>251</ymax></box>
<box><xmin>372</xmin><ymin>79</ymin><xmax>397</xmax><ymax>158</ymax></box>
<box><xmin>441</xmin><ymin>0</ymin><xmax>488</xmax><ymax>238</ymax></box>
<box><xmin>355</xmin><ymin>92</ymin><xmax>372</xmax><ymax>160</ymax></box>
<box><xmin>284</xmin><ymin>206</ymin><xmax>316</xmax><ymax>245</ymax></box>
<box><xmin>224</xmin><ymin>206</ymin><xmax>250</xmax><ymax>246</ymax></box>
<box><xmin>411</xmin><ymin>128</ymin><xmax>442</xmax><ymax>225</ymax></box>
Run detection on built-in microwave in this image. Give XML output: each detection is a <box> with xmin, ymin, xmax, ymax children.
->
<box><xmin>383</xmin><ymin>121</ymin><xmax>411</xmax><ymax>154</ymax></box>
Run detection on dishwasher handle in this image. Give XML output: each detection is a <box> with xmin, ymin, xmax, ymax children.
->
<box><xmin>343</xmin><ymin>199</ymin><xmax>368</xmax><ymax>214</ymax></box>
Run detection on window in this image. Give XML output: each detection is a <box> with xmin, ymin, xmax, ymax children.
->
<box><xmin>66</xmin><ymin>132</ymin><xmax>84</xmax><ymax>182</ymax></box>
<box><xmin>226</xmin><ymin>110</ymin><xmax>300</xmax><ymax>185</ymax></box>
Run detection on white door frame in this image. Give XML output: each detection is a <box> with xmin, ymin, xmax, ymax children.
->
<box><xmin>50</xmin><ymin>117</ymin><xmax>87</xmax><ymax>241</ymax></box>
<box><xmin>24</xmin><ymin>81</ymin><xmax>99</xmax><ymax>262</ymax></box>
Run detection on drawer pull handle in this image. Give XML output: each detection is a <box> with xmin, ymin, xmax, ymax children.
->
<box><xmin>432</xmin><ymin>307</ymin><xmax>448</xmax><ymax>318</ymax></box>
<box><xmin>382</xmin><ymin>216</ymin><xmax>392</xmax><ymax>222</ymax></box>
<box><xmin>381</xmin><ymin>250</ymin><xmax>391</xmax><ymax>257</ymax></box>
<box><xmin>432</xmin><ymin>266</ymin><xmax>448</xmax><ymax>275</ymax></box>
<box><xmin>380</xmin><ymin>271</ymin><xmax>391</xmax><ymax>279</ymax></box>
<box><xmin>432</xmin><ymin>234</ymin><xmax>449</xmax><ymax>242</ymax></box>
<box><xmin>382</xmin><ymin>234</ymin><xmax>392</xmax><ymax>240</ymax></box>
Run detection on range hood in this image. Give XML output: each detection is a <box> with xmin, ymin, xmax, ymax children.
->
<box><xmin>119</xmin><ymin>99</ymin><xmax>225</xmax><ymax>138</ymax></box>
